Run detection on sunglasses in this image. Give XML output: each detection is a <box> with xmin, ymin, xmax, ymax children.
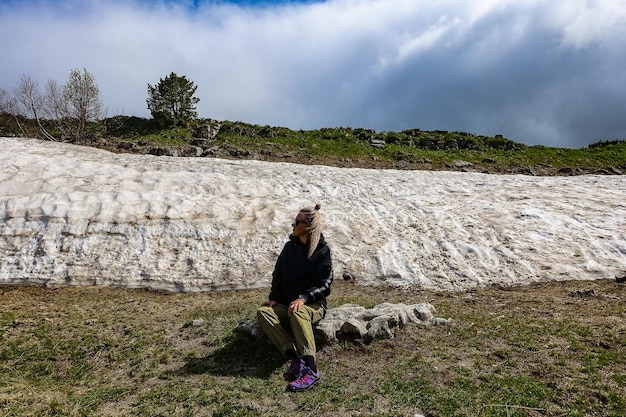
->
<box><xmin>292</xmin><ymin>219</ymin><xmax>307</xmax><ymax>227</ymax></box>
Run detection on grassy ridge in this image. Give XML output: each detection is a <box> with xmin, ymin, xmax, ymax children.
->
<box><xmin>2</xmin><ymin>279</ymin><xmax>625</xmax><ymax>416</ymax></box>
<box><xmin>213</xmin><ymin>122</ymin><xmax>626</xmax><ymax>174</ymax></box>
<box><xmin>2</xmin><ymin>113</ymin><xmax>625</xmax><ymax>174</ymax></box>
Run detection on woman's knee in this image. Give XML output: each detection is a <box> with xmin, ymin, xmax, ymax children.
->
<box><xmin>257</xmin><ymin>306</ymin><xmax>274</xmax><ymax>322</ymax></box>
<box><xmin>290</xmin><ymin>309</ymin><xmax>313</xmax><ymax>327</ymax></box>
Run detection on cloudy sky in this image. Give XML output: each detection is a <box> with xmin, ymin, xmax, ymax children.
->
<box><xmin>1</xmin><ymin>0</ymin><xmax>625</xmax><ymax>148</ymax></box>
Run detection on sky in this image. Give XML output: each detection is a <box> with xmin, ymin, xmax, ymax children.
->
<box><xmin>1</xmin><ymin>0</ymin><xmax>625</xmax><ymax>148</ymax></box>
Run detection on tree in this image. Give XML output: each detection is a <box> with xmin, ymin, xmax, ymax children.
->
<box><xmin>43</xmin><ymin>79</ymin><xmax>70</xmax><ymax>138</ymax></box>
<box><xmin>61</xmin><ymin>68</ymin><xmax>104</xmax><ymax>140</ymax></box>
<box><xmin>0</xmin><ymin>88</ymin><xmax>8</xmax><ymax>112</ymax></box>
<box><xmin>146</xmin><ymin>72</ymin><xmax>200</xmax><ymax>127</ymax></box>
<box><xmin>0</xmin><ymin>86</ymin><xmax>30</xmax><ymax>138</ymax></box>
<box><xmin>13</xmin><ymin>74</ymin><xmax>56</xmax><ymax>140</ymax></box>
<box><xmin>2</xmin><ymin>69</ymin><xmax>103</xmax><ymax>142</ymax></box>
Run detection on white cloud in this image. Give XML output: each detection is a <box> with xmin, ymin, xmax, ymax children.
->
<box><xmin>555</xmin><ymin>0</ymin><xmax>626</xmax><ymax>48</ymax></box>
<box><xmin>376</xmin><ymin>16</ymin><xmax>463</xmax><ymax>72</ymax></box>
<box><xmin>1</xmin><ymin>0</ymin><xmax>625</xmax><ymax>147</ymax></box>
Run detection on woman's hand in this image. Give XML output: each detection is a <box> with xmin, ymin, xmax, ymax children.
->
<box><xmin>288</xmin><ymin>297</ymin><xmax>304</xmax><ymax>316</ymax></box>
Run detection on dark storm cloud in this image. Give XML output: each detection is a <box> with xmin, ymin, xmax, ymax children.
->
<box><xmin>1</xmin><ymin>0</ymin><xmax>625</xmax><ymax>147</ymax></box>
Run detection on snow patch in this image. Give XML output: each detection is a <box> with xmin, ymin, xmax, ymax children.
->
<box><xmin>1</xmin><ymin>138</ymin><xmax>625</xmax><ymax>292</ymax></box>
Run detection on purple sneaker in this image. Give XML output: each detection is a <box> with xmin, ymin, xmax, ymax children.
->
<box><xmin>283</xmin><ymin>358</ymin><xmax>303</xmax><ymax>382</ymax></box>
<box><xmin>288</xmin><ymin>366</ymin><xmax>320</xmax><ymax>392</ymax></box>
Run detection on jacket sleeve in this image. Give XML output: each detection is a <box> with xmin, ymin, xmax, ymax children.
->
<box><xmin>299</xmin><ymin>245</ymin><xmax>333</xmax><ymax>304</ymax></box>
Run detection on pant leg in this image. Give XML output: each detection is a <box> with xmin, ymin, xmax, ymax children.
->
<box><xmin>290</xmin><ymin>303</ymin><xmax>325</xmax><ymax>359</ymax></box>
<box><xmin>257</xmin><ymin>304</ymin><xmax>296</xmax><ymax>356</ymax></box>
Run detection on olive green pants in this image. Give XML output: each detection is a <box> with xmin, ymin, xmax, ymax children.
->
<box><xmin>257</xmin><ymin>303</ymin><xmax>325</xmax><ymax>359</ymax></box>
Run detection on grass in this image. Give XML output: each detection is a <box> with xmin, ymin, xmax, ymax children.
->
<box><xmin>2</xmin><ymin>278</ymin><xmax>625</xmax><ymax>416</ymax></box>
<box><xmin>183</xmin><ymin>120</ymin><xmax>625</xmax><ymax>173</ymax></box>
<box><xmin>3</xmin><ymin>114</ymin><xmax>625</xmax><ymax>174</ymax></box>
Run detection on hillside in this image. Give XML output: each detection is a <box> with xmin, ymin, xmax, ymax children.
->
<box><xmin>1</xmin><ymin>113</ymin><xmax>625</xmax><ymax>175</ymax></box>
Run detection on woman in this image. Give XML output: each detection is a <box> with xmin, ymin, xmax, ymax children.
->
<box><xmin>257</xmin><ymin>204</ymin><xmax>333</xmax><ymax>392</ymax></box>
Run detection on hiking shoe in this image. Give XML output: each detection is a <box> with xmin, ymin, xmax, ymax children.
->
<box><xmin>283</xmin><ymin>358</ymin><xmax>303</xmax><ymax>382</ymax></box>
<box><xmin>287</xmin><ymin>366</ymin><xmax>320</xmax><ymax>392</ymax></box>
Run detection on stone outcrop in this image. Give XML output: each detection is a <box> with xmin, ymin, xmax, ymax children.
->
<box><xmin>192</xmin><ymin>119</ymin><xmax>222</xmax><ymax>141</ymax></box>
<box><xmin>236</xmin><ymin>302</ymin><xmax>451</xmax><ymax>345</ymax></box>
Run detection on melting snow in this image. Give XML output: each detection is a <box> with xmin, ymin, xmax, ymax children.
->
<box><xmin>1</xmin><ymin>138</ymin><xmax>625</xmax><ymax>292</ymax></box>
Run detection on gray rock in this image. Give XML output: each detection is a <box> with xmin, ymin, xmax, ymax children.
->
<box><xmin>342</xmin><ymin>272</ymin><xmax>355</xmax><ymax>281</ymax></box>
<box><xmin>237</xmin><ymin>302</ymin><xmax>449</xmax><ymax>345</ymax></box>
<box><xmin>192</xmin><ymin>120</ymin><xmax>221</xmax><ymax>140</ymax></box>
<box><xmin>431</xmin><ymin>317</ymin><xmax>452</xmax><ymax>326</ymax></box>
<box><xmin>569</xmin><ymin>288</ymin><xmax>596</xmax><ymax>297</ymax></box>
<box><xmin>452</xmin><ymin>160</ymin><xmax>473</xmax><ymax>168</ymax></box>
<box><xmin>370</xmin><ymin>138</ymin><xmax>386</xmax><ymax>148</ymax></box>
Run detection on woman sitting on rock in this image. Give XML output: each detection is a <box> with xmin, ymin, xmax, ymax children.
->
<box><xmin>257</xmin><ymin>204</ymin><xmax>333</xmax><ymax>392</ymax></box>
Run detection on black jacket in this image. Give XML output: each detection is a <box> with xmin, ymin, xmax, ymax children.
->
<box><xmin>268</xmin><ymin>233</ymin><xmax>333</xmax><ymax>309</ymax></box>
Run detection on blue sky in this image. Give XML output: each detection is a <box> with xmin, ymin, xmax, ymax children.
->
<box><xmin>137</xmin><ymin>0</ymin><xmax>324</xmax><ymax>7</ymax></box>
<box><xmin>1</xmin><ymin>0</ymin><xmax>626</xmax><ymax>148</ymax></box>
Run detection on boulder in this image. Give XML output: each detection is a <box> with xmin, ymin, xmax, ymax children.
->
<box><xmin>192</xmin><ymin>120</ymin><xmax>222</xmax><ymax>140</ymax></box>
<box><xmin>451</xmin><ymin>160</ymin><xmax>473</xmax><ymax>168</ymax></box>
<box><xmin>237</xmin><ymin>302</ymin><xmax>450</xmax><ymax>346</ymax></box>
<box><xmin>370</xmin><ymin>138</ymin><xmax>386</xmax><ymax>148</ymax></box>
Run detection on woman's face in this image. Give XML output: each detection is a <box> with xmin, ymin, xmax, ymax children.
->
<box><xmin>291</xmin><ymin>213</ymin><xmax>308</xmax><ymax>237</ymax></box>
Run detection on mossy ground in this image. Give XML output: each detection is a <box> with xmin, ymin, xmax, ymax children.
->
<box><xmin>2</xmin><ymin>278</ymin><xmax>625</xmax><ymax>416</ymax></box>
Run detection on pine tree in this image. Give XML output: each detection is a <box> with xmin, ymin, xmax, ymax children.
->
<box><xmin>146</xmin><ymin>72</ymin><xmax>200</xmax><ymax>127</ymax></box>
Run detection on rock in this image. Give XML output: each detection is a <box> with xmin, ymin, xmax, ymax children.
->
<box><xmin>236</xmin><ymin>319</ymin><xmax>265</xmax><ymax>338</ymax></box>
<box><xmin>365</xmin><ymin>315</ymin><xmax>396</xmax><ymax>342</ymax></box>
<box><xmin>237</xmin><ymin>302</ymin><xmax>448</xmax><ymax>345</ymax></box>
<box><xmin>519</xmin><ymin>166</ymin><xmax>537</xmax><ymax>176</ymax></box>
<box><xmin>420</xmin><ymin>137</ymin><xmax>445</xmax><ymax>150</ymax></box>
<box><xmin>451</xmin><ymin>160</ymin><xmax>472</xmax><ymax>168</ymax></box>
<box><xmin>228</xmin><ymin>148</ymin><xmax>252</xmax><ymax>157</ymax></box>
<box><xmin>431</xmin><ymin>317</ymin><xmax>452</xmax><ymax>326</ymax></box>
<box><xmin>117</xmin><ymin>141</ymin><xmax>135</xmax><ymax>151</ymax></box>
<box><xmin>370</xmin><ymin>138</ymin><xmax>386</xmax><ymax>148</ymax></box>
<box><xmin>147</xmin><ymin>146</ymin><xmax>172</xmax><ymax>156</ymax></box>
<box><xmin>394</xmin><ymin>151</ymin><xmax>413</xmax><ymax>161</ymax></box>
<box><xmin>395</xmin><ymin>160</ymin><xmax>410</xmax><ymax>169</ymax></box>
<box><xmin>192</xmin><ymin>120</ymin><xmax>221</xmax><ymax>140</ymax></box>
<box><xmin>202</xmin><ymin>145</ymin><xmax>220</xmax><ymax>156</ymax></box>
<box><xmin>569</xmin><ymin>288</ymin><xmax>596</xmax><ymax>297</ymax></box>
<box><xmin>616</xmin><ymin>274</ymin><xmax>626</xmax><ymax>283</ymax></box>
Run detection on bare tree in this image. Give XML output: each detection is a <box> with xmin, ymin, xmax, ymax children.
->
<box><xmin>4</xmin><ymin>69</ymin><xmax>104</xmax><ymax>141</ymax></box>
<box><xmin>14</xmin><ymin>74</ymin><xmax>56</xmax><ymax>140</ymax></box>
<box><xmin>44</xmin><ymin>79</ymin><xmax>70</xmax><ymax>138</ymax></box>
<box><xmin>1</xmin><ymin>87</ymin><xmax>28</xmax><ymax>137</ymax></box>
<box><xmin>63</xmin><ymin>68</ymin><xmax>103</xmax><ymax>140</ymax></box>
<box><xmin>0</xmin><ymin>88</ymin><xmax>8</xmax><ymax>112</ymax></box>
